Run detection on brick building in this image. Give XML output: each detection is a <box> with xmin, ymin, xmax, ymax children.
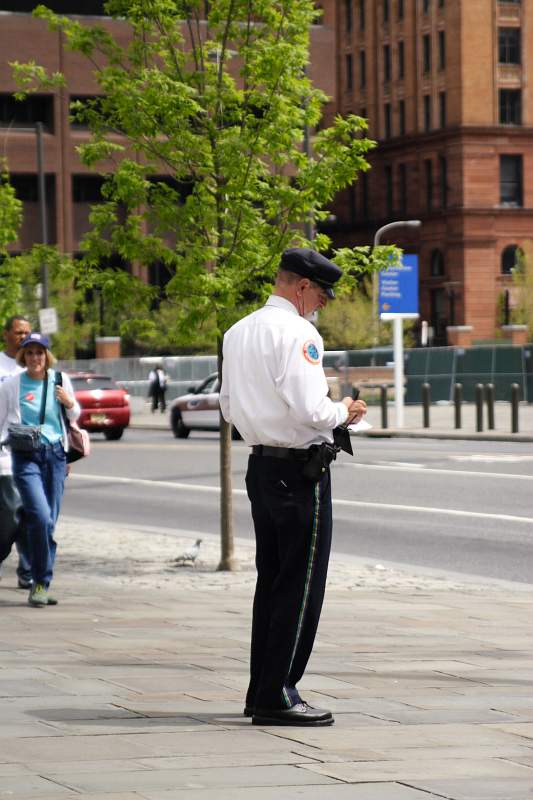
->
<box><xmin>0</xmin><ymin>0</ymin><xmax>336</xmax><ymax>285</ymax></box>
<box><xmin>330</xmin><ymin>0</ymin><xmax>532</xmax><ymax>344</ymax></box>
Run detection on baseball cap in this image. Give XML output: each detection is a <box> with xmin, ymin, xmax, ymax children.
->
<box><xmin>20</xmin><ymin>332</ymin><xmax>50</xmax><ymax>349</ymax></box>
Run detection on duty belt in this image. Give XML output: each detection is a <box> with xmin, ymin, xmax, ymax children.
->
<box><xmin>251</xmin><ymin>445</ymin><xmax>311</xmax><ymax>461</ymax></box>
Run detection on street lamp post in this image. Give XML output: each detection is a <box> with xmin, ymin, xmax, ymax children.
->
<box><xmin>372</xmin><ymin>219</ymin><xmax>422</xmax><ymax>427</ymax></box>
<box><xmin>35</xmin><ymin>121</ymin><xmax>49</xmax><ymax>308</ymax></box>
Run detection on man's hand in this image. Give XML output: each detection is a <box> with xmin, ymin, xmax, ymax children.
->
<box><xmin>341</xmin><ymin>396</ymin><xmax>367</xmax><ymax>425</ymax></box>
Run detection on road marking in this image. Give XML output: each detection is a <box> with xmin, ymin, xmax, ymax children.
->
<box><xmin>341</xmin><ymin>462</ymin><xmax>533</xmax><ymax>481</ymax></box>
<box><xmin>70</xmin><ymin>473</ymin><xmax>533</xmax><ymax>525</ymax></box>
<box><xmin>451</xmin><ymin>454</ymin><xmax>533</xmax><ymax>463</ymax></box>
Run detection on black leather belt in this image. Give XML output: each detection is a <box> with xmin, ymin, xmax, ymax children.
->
<box><xmin>252</xmin><ymin>445</ymin><xmax>311</xmax><ymax>461</ymax></box>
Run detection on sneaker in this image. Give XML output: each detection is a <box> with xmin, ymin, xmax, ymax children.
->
<box><xmin>46</xmin><ymin>594</ymin><xmax>58</xmax><ymax>606</ymax></box>
<box><xmin>28</xmin><ymin>584</ymin><xmax>48</xmax><ymax>607</ymax></box>
<box><xmin>18</xmin><ymin>578</ymin><xmax>33</xmax><ymax>590</ymax></box>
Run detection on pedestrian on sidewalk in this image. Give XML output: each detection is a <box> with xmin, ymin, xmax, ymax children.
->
<box><xmin>148</xmin><ymin>364</ymin><xmax>168</xmax><ymax>413</ymax></box>
<box><xmin>0</xmin><ymin>315</ymin><xmax>33</xmax><ymax>589</ymax></box>
<box><xmin>220</xmin><ymin>247</ymin><xmax>366</xmax><ymax>727</ymax></box>
<box><xmin>0</xmin><ymin>333</ymin><xmax>80</xmax><ymax>607</ymax></box>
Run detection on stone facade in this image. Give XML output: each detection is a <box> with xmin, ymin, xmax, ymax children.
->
<box><xmin>331</xmin><ymin>0</ymin><xmax>533</xmax><ymax>343</ymax></box>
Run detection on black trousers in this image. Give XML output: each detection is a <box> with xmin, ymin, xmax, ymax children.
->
<box><xmin>245</xmin><ymin>453</ymin><xmax>332</xmax><ymax>710</ymax></box>
<box><xmin>151</xmin><ymin>386</ymin><xmax>166</xmax><ymax>412</ymax></box>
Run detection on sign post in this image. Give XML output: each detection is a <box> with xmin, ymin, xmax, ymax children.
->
<box><xmin>379</xmin><ymin>254</ymin><xmax>419</xmax><ymax>428</ymax></box>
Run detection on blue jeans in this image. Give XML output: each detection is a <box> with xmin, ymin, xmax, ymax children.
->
<box><xmin>12</xmin><ymin>442</ymin><xmax>66</xmax><ymax>588</ymax></box>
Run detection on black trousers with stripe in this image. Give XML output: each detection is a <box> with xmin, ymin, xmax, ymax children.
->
<box><xmin>245</xmin><ymin>453</ymin><xmax>333</xmax><ymax>710</ymax></box>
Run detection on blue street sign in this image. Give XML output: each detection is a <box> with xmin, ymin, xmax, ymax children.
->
<box><xmin>379</xmin><ymin>253</ymin><xmax>419</xmax><ymax>317</ymax></box>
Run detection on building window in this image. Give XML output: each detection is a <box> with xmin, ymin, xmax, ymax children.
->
<box><xmin>499</xmin><ymin>28</ymin><xmax>521</xmax><ymax>64</ymax></box>
<box><xmin>346</xmin><ymin>54</ymin><xmax>354</xmax><ymax>91</ymax></box>
<box><xmin>425</xmin><ymin>159</ymin><xmax>433</xmax><ymax>210</ymax></box>
<box><xmin>72</xmin><ymin>175</ymin><xmax>105</xmax><ymax>203</ymax></box>
<box><xmin>360</xmin><ymin>50</ymin><xmax>367</xmax><ymax>88</ymax></box>
<box><xmin>439</xmin><ymin>155</ymin><xmax>448</xmax><ymax>207</ymax></box>
<box><xmin>0</xmin><ymin>93</ymin><xmax>54</xmax><ymax>132</ymax></box>
<box><xmin>500</xmin><ymin>155</ymin><xmax>523</xmax><ymax>206</ymax></box>
<box><xmin>501</xmin><ymin>245</ymin><xmax>521</xmax><ymax>275</ymax></box>
<box><xmin>384</xmin><ymin>0</ymin><xmax>389</xmax><ymax>22</ymax></box>
<box><xmin>399</xmin><ymin>99</ymin><xmax>406</xmax><ymax>135</ymax></box>
<box><xmin>430</xmin><ymin>249</ymin><xmax>445</xmax><ymax>277</ymax></box>
<box><xmin>384</xmin><ymin>103</ymin><xmax>392</xmax><ymax>138</ymax></box>
<box><xmin>0</xmin><ymin>0</ymin><xmax>105</xmax><ymax>10</ymax></box>
<box><xmin>438</xmin><ymin>30</ymin><xmax>446</xmax><ymax>69</ymax></box>
<box><xmin>345</xmin><ymin>0</ymin><xmax>353</xmax><ymax>32</ymax></box>
<box><xmin>398</xmin><ymin>0</ymin><xmax>404</xmax><ymax>18</ymax></box>
<box><xmin>499</xmin><ymin>89</ymin><xmax>521</xmax><ymax>124</ymax></box>
<box><xmin>423</xmin><ymin>94</ymin><xmax>432</xmax><ymax>131</ymax></box>
<box><xmin>398</xmin><ymin>40</ymin><xmax>405</xmax><ymax>79</ymax></box>
<box><xmin>384</xmin><ymin>45</ymin><xmax>391</xmax><ymax>82</ymax></box>
<box><xmin>359</xmin><ymin>0</ymin><xmax>365</xmax><ymax>29</ymax></box>
<box><xmin>423</xmin><ymin>34</ymin><xmax>432</xmax><ymax>73</ymax></box>
<box><xmin>438</xmin><ymin>0</ymin><xmax>445</xmax><ymax>8</ymax></box>
<box><xmin>423</xmin><ymin>0</ymin><xmax>430</xmax><ymax>12</ymax></box>
<box><xmin>439</xmin><ymin>91</ymin><xmax>446</xmax><ymax>127</ymax></box>
<box><xmin>398</xmin><ymin>163</ymin><xmax>407</xmax><ymax>213</ymax></box>
<box><xmin>385</xmin><ymin>165</ymin><xmax>393</xmax><ymax>216</ymax></box>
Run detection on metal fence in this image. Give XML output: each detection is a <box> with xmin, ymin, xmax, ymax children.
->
<box><xmin>58</xmin><ymin>343</ymin><xmax>533</xmax><ymax>405</ymax></box>
<box><xmin>58</xmin><ymin>355</ymin><xmax>218</xmax><ymax>402</ymax></box>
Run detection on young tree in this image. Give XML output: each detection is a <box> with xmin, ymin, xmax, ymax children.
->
<box><xmin>0</xmin><ymin>164</ymin><xmax>24</xmax><ymax>323</ymax></box>
<box><xmin>14</xmin><ymin>0</ymin><xmax>397</xmax><ymax>568</ymax></box>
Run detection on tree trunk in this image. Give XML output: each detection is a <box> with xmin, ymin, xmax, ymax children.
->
<box><xmin>217</xmin><ymin>333</ymin><xmax>237</xmax><ymax>571</ymax></box>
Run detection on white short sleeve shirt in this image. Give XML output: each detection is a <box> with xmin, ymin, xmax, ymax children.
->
<box><xmin>220</xmin><ymin>295</ymin><xmax>348</xmax><ymax>448</ymax></box>
<box><xmin>0</xmin><ymin>351</ymin><xmax>24</xmax><ymax>475</ymax></box>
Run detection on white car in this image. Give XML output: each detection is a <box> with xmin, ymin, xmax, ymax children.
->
<box><xmin>169</xmin><ymin>373</ymin><xmax>241</xmax><ymax>439</ymax></box>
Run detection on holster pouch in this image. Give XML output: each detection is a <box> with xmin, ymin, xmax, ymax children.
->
<box><xmin>302</xmin><ymin>443</ymin><xmax>338</xmax><ymax>482</ymax></box>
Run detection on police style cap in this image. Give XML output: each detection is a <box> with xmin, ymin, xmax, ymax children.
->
<box><xmin>20</xmin><ymin>332</ymin><xmax>50</xmax><ymax>350</ymax></box>
<box><xmin>280</xmin><ymin>248</ymin><xmax>342</xmax><ymax>299</ymax></box>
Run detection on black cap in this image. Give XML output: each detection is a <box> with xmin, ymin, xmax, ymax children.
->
<box><xmin>280</xmin><ymin>248</ymin><xmax>342</xmax><ymax>298</ymax></box>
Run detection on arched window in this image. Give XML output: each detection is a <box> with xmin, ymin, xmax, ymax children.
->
<box><xmin>501</xmin><ymin>244</ymin><xmax>522</xmax><ymax>275</ymax></box>
<box><xmin>430</xmin><ymin>248</ymin><xmax>445</xmax><ymax>277</ymax></box>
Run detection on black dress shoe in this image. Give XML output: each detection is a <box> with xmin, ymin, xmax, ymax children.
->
<box><xmin>252</xmin><ymin>702</ymin><xmax>334</xmax><ymax>726</ymax></box>
<box><xmin>243</xmin><ymin>705</ymin><xmax>254</xmax><ymax>717</ymax></box>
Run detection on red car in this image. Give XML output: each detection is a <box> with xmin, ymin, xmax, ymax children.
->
<box><xmin>68</xmin><ymin>372</ymin><xmax>130</xmax><ymax>440</ymax></box>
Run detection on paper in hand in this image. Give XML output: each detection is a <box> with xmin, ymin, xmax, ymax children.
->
<box><xmin>347</xmin><ymin>419</ymin><xmax>373</xmax><ymax>433</ymax></box>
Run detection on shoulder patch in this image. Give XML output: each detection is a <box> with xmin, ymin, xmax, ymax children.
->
<box><xmin>302</xmin><ymin>340</ymin><xmax>320</xmax><ymax>364</ymax></box>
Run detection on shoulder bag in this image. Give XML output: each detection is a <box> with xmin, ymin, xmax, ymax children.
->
<box><xmin>55</xmin><ymin>372</ymin><xmax>91</xmax><ymax>464</ymax></box>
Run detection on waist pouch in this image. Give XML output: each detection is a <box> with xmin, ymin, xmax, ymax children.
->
<box><xmin>302</xmin><ymin>443</ymin><xmax>338</xmax><ymax>481</ymax></box>
<box><xmin>5</xmin><ymin>424</ymin><xmax>41</xmax><ymax>453</ymax></box>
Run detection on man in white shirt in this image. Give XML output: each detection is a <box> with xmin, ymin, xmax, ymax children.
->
<box><xmin>220</xmin><ymin>248</ymin><xmax>366</xmax><ymax>727</ymax></box>
<box><xmin>0</xmin><ymin>315</ymin><xmax>33</xmax><ymax>588</ymax></box>
<box><xmin>148</xmin><ymin>365</ymin><xmax>168</xmax><ymax>413</ymax></box>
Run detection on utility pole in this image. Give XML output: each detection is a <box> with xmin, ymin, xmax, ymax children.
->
<box><xmin>35</xmin><ymin>121</ymin><xmax>49</xmax><ymax>308</ymax></box>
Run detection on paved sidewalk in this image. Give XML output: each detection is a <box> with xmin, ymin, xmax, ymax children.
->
<box><xmin>130</xmin><ymin>399</ymin><xmax>533</xmax><ymax>441</ymax></box>
<box><xmin>2</xmin><ymin>517</ymin><xmax>533</xmax><ymax>799</ymax></box>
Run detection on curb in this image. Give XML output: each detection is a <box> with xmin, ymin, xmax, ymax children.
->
<box><xmin>361</xmin><ymin>429</ymin><xmax>533</xmax><ymax>443</ymax></box>
<box><xmin>129</xmin><ymin>419</ymin><xmax>533</xmax><ymax>443</ymax></box>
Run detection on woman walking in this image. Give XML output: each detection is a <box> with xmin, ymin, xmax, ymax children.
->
<box><xmin>0</xmin><ymin>333</ymin><xmax>80</xmax><ymax>607</ymax></box>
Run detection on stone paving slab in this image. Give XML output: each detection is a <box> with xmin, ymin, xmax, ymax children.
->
<box><xmin>409</xmin><ymin>778</ymin><xmax>533</xmax><ymax>800</ymax></box>
<box><xmin>2</xmin><ymin>519</ymin><xmax>533</xmax><ymax>799</ymax></box>
<box><xmin>143</xmin><ymin>785</ymin><xmax>441</xmax><ymax>800</ymax></box>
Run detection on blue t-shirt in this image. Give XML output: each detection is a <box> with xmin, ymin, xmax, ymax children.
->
<box><xmin>19</xmin><ymin>369</ymin><xmax>63</xmax><ymax>445</ymax></box>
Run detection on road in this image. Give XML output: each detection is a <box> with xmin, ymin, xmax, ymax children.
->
<box><xmin>62</xmin><ymin>429</ymin><xmax>533</xmax><ymax>584</ymax></box>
